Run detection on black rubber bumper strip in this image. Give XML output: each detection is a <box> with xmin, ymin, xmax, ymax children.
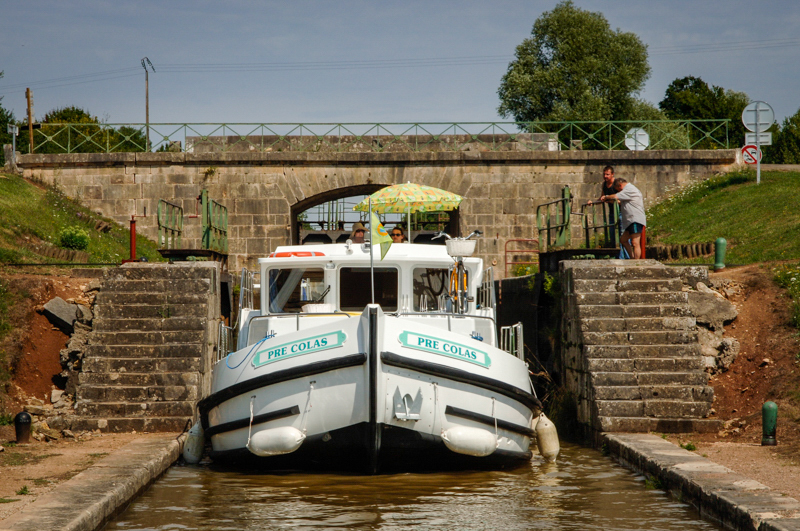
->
<box><xmin>381</xmin><ymin>351</ymin><xmax>542</xmax><ymax>411</ymax></box>
<box><xmin>205</xmin><ymin>405</ymin><xmax>301</xmax><ymax>438</ymax></box>
<box><xmin>445</xmin><ymin>405</ymin><xmax>535</xmax><ymax>437</ymax></box>
<box><xmin>198</xmin><ymin>352</ymin><xmax>368</xmax><ymax>428</ymax></box>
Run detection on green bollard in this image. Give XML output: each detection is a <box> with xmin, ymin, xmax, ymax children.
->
<box><xmin>714</xmin><ymin>237</ymin><xmax>727</xmax><ymax>271</ymax></box>
<box><xmin>762</xmin><ymin>401</ymin><xmax>777</xmax><ymax>446</ymax></box>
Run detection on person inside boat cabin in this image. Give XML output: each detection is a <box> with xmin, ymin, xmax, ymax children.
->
<box><xmin>350</xmin><ymin>222</ymin><xmax>366</xmax><ymax>243</ymax></box>
<box><xmin>391</xmin><ymin>226</ymin><xmax>406</xmax><ymax>243</ymax></box>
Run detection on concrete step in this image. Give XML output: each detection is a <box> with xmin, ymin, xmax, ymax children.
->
<box><xmin>575</xmin><ymin>291</ymin><xmax>688</xmax><ymax>306</ymax></box>
<box><xmin>84</xmin><ymin>344</ymin><xmax>204</xmax><ymax>359</ymax></box>
<box><xmin>595</xmin><ymin>416</ymin><xmax>722</xmax><ymax>433</ymax></box>
<box><xmin>108</xmin><ymin>267</ymin><xmax>215</xmax><ymax>281</ymax></box>
<box><xmin>82</xmin><ymin>356</ymin><xmax>202</xmax><ymax>373</ymax></box>
<box><xmin>577</xmin><ymin>305</ymin><xmax>693</xmax><ymax>319</ymax></box>
<box><xmin>101</xmin><ymin>278</ymin><xmax>212</xmax><ymax>294</ymax></box>
<box><xmin>581</xmin><ymin>317</ymin><xmax>695</xmax><ymax>333</ymax></box>
<box><xmin>77</xmin><ymin>384</ymin><xmax>198</xmax><ymax>402</ymax></box>
<box><xmin>70</xmin><ymin>416</ymin><xmax>192</xmax><ymax>433</ymax></box>
<box><xmin>583</xmin><ymin>330</ymin><xmax>697</xmax><ymax>346</ymax></box>
<box><xmin>92</xmin><ymin>317</ymin><xmax>207</xmax><ymax>332</ymax></box>
<box><xmin>570</xmin><ymin>264</ymin><xmax>680</xmax><ymax>281</ymax></box>
<box><xmin>94</xmin><ymin>291</ymin><xmax>211</xmax><ymax>306</ymax></box>
<box><xmin>584</xmin><ymin>344</ymin><xmax>701</xmax><ymax>359</ymax></box>
<box><xmin>594</xmin><ymin>385</ymin><xmax>713</xmax><ymax>401</ymax></box>
<box><xmin>596</xmin><ymin>400</ymin><xmax>711</xmax><ymax>419</ymax></box>
<box><xmin>78</xmin><ymin>371</ymin><xmax>200</xmax><ymax>387</ymax></box>
<box><xmin>586</xmin><ymin>357</ymin><xmax>704</xmax><ymax>373</ymax></box>
<box><xmin>75</xmin><ymin>400</ymin><xmax>196</xmax><ymax>418</ymax></box>
<box><xmin>573</xmin><ymin>278</ymin><xmax>682</xmax><ymax>293</ymax></box>
<box><xmin>591</xmin><ymin>371</ymin><xmax>708</xmax><ymax>387</ymax></box>
<box><xmin>94</xmin><ymin>303</ymin><xmax>209</xmax><ymax>320</ymax></box>
<box><xmin>88</xmin><ymin>330</ymin><xmax>205</xmax><ymax>346</ymax></box>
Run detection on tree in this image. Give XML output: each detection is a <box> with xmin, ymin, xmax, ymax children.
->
<box><xmin>0</xmin><ymin>71</ymin><xmax>16</xmax><ymax>166</ymax></box>
<box><xmin>772</xmin><ymin>108</ymin><xmax>800</xmax><ymax>164</ymax></box>
<box><xmin>21</xmin><ymin>105</ymin><xmax>147</xmax><ymax>154</ymax></box>
<box><xmin>659</xmin><ymin>76</ymin><xmax>750</xmax><ymax>149</ymax></box>
<box><xmin>497</xmin><ymin>1</ymin><xmax>650</xmax><ymax>123</ymax></box>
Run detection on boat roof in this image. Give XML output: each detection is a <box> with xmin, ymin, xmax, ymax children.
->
<box><xmin>258</xmin><ymin>242</ymin><xmax>482</xmax><ymax>266</ymax></box>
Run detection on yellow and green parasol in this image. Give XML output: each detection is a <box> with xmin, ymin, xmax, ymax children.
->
<box><xmin>353</xmin><ymin>182</ymin><xmax>463</xmax><ymax>214</ymax></box>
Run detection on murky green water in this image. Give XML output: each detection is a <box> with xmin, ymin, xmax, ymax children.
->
<box><xmin>107</xmin><ymin>444</ymin><xmax>719</xmax><ymax>530</ymax></box>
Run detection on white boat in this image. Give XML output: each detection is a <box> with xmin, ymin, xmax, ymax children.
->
<box><xmin>198</xmin><ymin>238</ymin><xmax>541</xmax><ymax>472</ymax></box>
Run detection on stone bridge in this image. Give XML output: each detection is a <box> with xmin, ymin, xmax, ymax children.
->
<box><xmin>12</xmin><ymin>146</ymin><xmax>738</xmax><ymax>276</ymax></box>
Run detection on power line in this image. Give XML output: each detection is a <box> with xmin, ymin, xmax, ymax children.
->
<box><xmin>1</xmin><ymin>37</ymin><xmax>797</xmax><ymax>96</ymax></box>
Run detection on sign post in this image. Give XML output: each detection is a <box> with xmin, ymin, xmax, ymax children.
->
<box><xmin>741</xmin><ymin>144</ymin><xmax>761</xmax><ymax>165</ymax></box>
<box><xmin>742</xmin><ymin>101</ymin><xmax>774</xmax><ymax>184</ymax></box>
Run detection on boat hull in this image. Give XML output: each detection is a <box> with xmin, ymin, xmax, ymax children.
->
<box><xmin>199</xmin><ymin>306</ymin><xmax>540</xmax><ymax>473</ymax></box>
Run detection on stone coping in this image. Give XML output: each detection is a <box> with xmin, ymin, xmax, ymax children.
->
<box><xmin>0</xmin><ymin>434</ymin><xmax>185</xmax><ymax>531</ymax></box>
<box><xmin>605</xmin><ymin>433</ymin><xmax>800</xmax><ymax>531</ymax></box>
<box><xmin>15</xmin><ymin>149</ymin><xmax>738</xmax><ymax>167</ymax></box>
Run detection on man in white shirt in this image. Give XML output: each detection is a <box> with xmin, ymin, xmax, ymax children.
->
<box><xmin>600</xmin><ymin>178</ymin><xmax>646</xmax><ymax>259</ymax></box>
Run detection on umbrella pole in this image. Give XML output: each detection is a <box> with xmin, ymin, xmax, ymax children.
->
<box><xmin>407</xmin><ymin>206</ymin><xmax>411</xmax><ymax>244</ymax></box>
<box><xmin>370</xmin><ymin>197</ymin><xmax>375</xmax><ymax>304</ymax></box>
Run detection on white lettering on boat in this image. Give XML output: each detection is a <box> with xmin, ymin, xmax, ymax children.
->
<box><xmin>398</xmin><ymin>331</ymin><xmax>490</xmax><ymax>368</ymax></box>
<box><xmin>252</xmin><ymin>331</ymin><xmax>347</xmax><ymax>367</ymax></box>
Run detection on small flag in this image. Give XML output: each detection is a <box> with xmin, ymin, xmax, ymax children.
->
<box><xmin>371</xmin><ymin>211</ymin><xmax>392</xmax><ymax>260</ymax></box>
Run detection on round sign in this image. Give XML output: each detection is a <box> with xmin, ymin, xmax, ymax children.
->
<box><xmin>742</xmin><ymin>101</ymin><xmax>774</xmax><ymax>133</ymax></box>
<box><xmin>624</xmin><ymin>127</ymin><xmax>649</xmax><ymax>151</ymax></box>
<box><xmin>741</xmin><ymin>144</ymin><xmax>762</xmax><ymax>164</ymax></box>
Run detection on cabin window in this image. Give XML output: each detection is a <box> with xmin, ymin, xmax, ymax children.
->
<box><xmin>412</xmin><ymin>267</ymin><xmax>450</xmax><ymax>311</ymax></box>
<box><xmin>267</xmin><ymin>267</ymin><xmax>326</xmax><ymax>313</ymax></box>
<box><xmin>339</xmin><ymin>267</ymin><xmax>398</xmax><ymax>311</ymax></box>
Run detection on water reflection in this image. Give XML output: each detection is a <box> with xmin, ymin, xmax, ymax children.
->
<box><xmin>107</xmin><ymin>443</ymin><xmax>719</xmax><ymax>530</ymax></box>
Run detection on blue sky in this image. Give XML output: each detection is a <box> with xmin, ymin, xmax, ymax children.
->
<box><xmin>2</xmin><ymin>0</ymin><xmax>799</xmax><ymax>127</ymax></box>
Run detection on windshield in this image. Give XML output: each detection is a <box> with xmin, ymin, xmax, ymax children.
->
<box><xmin>267</xmin><ymin>267</ymin><xmax>326</xmax><ymax>313</ymax></box>
<box><xmin>339</xmin><ymin>267</ymin><xmax>398</xmax><ymax>311</ymax></box>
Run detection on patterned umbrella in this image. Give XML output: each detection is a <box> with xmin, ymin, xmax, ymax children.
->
<box><xmin>353</xmin><ymin>182</ymin><xmax>463</xmax><ymax>214</ymax></box>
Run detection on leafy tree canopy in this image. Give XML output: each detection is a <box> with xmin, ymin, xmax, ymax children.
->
<box><xmin>497</xmin><ymin>0</ymin><xmax>651</xmax><ymax>122</ymax></box>
<box><xmin>43</xmin><ymin>106</ymin><xmax>100</xmax><ymax>124</ymax></box>
<box><xmin>772</xmin><ymin>107</ymin><xmax>800</xmax><ymax>164</ymax></box>
<box><xmin>0</xmin><ymin>71</ymin><xmax>16</xmax><ymax>165</ymax></box>
<box><xmin>659</xmin><ymin>76</ymin><xmax>750</xmax><ymax>149</ymax></box>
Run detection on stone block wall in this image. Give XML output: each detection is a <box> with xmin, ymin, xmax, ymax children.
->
<box><xmin>558</xmin><ymin>259</ymin><xmax>720</xmax><ymax>434</ymax></box>
<box><xmin>72</xmin><ymin>261</ymin><xmax>221</xmax><ymax>432</ymax></box>
<box><xmin>15</xmin><ymin>149</ymin><xmax>738</xmax><ymax>277</ymax></box>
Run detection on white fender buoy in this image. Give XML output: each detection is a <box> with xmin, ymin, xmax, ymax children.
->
<box><xmin>535</xmin><ymin>413</ymin><xmax>560</xmax><ymax>462</ymax></box>
<box><xmin>442</xmin><ymin>426</ymin><xmax>497</xmax><ymax>457</ymax></box>
<box><xmin>247</xmin><ymin>426</ymin><xmax>306</xmax><ymax>457</ymax></box>
<box><xmin>183</xmin><ymin>421</ymin><xmax>205</xmax><ymax>464</ymax></box>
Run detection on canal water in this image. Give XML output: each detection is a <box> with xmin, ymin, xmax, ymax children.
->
<box><xmin>106</xmin><ymin>443</ymin><xmax>720</xmax><ymax>530</ymax></box>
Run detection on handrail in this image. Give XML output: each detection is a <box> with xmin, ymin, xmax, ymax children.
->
<box><xmin>24</xmin><ymin>120</ymin><xmax>731</xmax><ymax>154</ymax></box>
<box><xmin>504</xmin><ymin>239</ymin><xmax>540</xmax><ymax>276</ymax></box>
<box><xmin>478</xmin><ymin>266</ymin><xmax>496</xmax><ymax>310</ymax></box>
<box><xmin>156</xmin><ymin>199</ymin><xmax>183</xmax><ymax>250</ymax></box>
<box><xmin>200</xmin><ymin>190</ymin><xmax>228</xmax><ymax>254</ymax></box>
<box><xmin>536</xmin><ymin>186</ymin><xmax>572</xmax><ymax>252</ymax></box>
<box><xmin>500</xmin><ymin>322</ymin><xmax>524</xmax><ymax>360</ymax></box>
<box><xmin>580</xmin><ymin>201</ymin><xmax>620</xmax><ymax>249</ymax></box>
<box><xmin>217</xmin><ymin>322</ymin><xmax>233</xmax><ymax>363</ymax></box>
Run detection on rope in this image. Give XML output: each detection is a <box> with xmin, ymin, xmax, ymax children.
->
<box><xmin>245</xmin><ymin>395</ymin><xmax>256</xmax><ymax>451</ymax></box>
<box><xmin>300</xmin><ymin>382</ymin><xmax>315</xmax><ymax>435</ymax></box>
<box><xmin>492</xmin><ymin>397</ymin><xmax>499</xmax><ymax>448</ymax></box>
<box><xmin>225</xmin><ymin>335</ymin><xmax>268</xmax><ymax>370</ymax></box>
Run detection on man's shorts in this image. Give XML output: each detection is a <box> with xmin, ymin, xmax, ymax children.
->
<box><xmin>624</xmin><ymin>222</ymin><xmax>645</xmax><ymax>235</ymax></box>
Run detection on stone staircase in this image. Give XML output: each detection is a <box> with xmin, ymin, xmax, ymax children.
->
<box><xmin>72</xmin><ymin>262</ymin><xmax>221</xmax><ymax>432</ymax></box>
<box><xmin>560</xmin><ymin>260</ymin><xmax>720</xmax><ymax>434</ymax></box>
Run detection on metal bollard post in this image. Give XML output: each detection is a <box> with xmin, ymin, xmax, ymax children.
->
<box><xmin>714</xmin><ymin>237</ymin><xmax>727</xmax><ymax>271</ymax></box>
<box><xmin>14</xmin><ymin>411</ymin><xmax>32</xmax><ymax>444</ymax></box>
<box><xmin>761</xmin><ymin>401</ymin><xmax>777</xmax><ymax>446</ymax></box>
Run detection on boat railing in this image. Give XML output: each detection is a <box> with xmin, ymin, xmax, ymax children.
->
<box><xmin>500</xmin><ymin>322</ymin><xmax>524</xmax><ymax>360</ymax></box>
<box><xmin>393</xmin><ymin>311</ymin><xmax>495</xmax><ymax>332</ymax></box>
<box><xmin>478</xmin><ymin>266</ymin><xmax>496</xmax><ymax>310</ymax></box>
<box><xmin>217</xmin><ymin>322</ymin><xmax>234</xmax><ymax>362</ymax></box>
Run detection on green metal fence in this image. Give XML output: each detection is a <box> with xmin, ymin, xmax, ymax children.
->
<box><xmin>536</xmin><ymin>186</ymin><xmax>573</xmax><ymax>252</ymax></box>
<box><xmin>157</xmin><ymin>200</ymin><xmax>183</xmax><ymax>250</ymax></box>
<box><xmin>200</xmin><ymin>190</ymin><xmax>228</xmax><ymax>254</ymax></box>
<box><xmin>22</xmin><ymin>120</ymin><xmax>731</xmax><ymax>154</ymax></box>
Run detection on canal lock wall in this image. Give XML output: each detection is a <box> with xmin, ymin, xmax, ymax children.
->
<box><xmin>69</xmin><ymin>262</ymin><xmax>222</xmax><ymax>432</ymax></box>
<box><xmin>557</xmin><ymin>259</ymin><xmax>722</xmax><ymax>437</ymax></box>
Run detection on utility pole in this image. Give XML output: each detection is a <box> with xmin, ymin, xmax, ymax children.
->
<box><xmin>26</xmin><ymin>88</ymin><xmax>34</xmax><ymax>153</ymax></box>
<box><xmin>141</xmin><ymin>57</ymin><xmax>155</xmax><ymax>151</ymax></box>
